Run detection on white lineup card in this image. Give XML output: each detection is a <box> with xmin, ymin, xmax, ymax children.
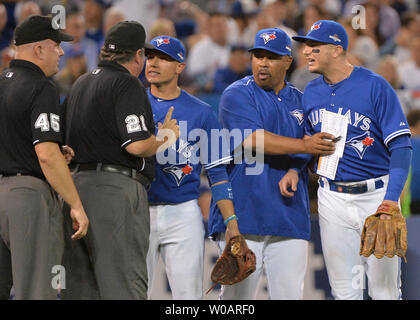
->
<box><xmin>316</xmin><ymin>110</ymin><xmax>349</xmax><ymax>180</ymax></box>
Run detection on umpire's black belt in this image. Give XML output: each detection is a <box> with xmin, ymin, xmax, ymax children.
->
<box><xmin>319</xmin><ymin>177</ymin><xmax>385</xmax><ymax>194</ymax></box>
<box><xmin>71</xmin><ymin>163</ymin><xmax>150</xmax><ymax>188</ymax></box>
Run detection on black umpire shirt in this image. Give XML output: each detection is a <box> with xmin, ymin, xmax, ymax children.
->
<box><xmin>64</xmin><ymin>60</ymin><xmax>156</xmax><ymax>182</ymax></box>
<box><xmin>0</xmin><ymin>59</ymin><xmax>63</xmax><ymax>179</ymax></box>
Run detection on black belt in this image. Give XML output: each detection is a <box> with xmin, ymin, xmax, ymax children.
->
<box><xmin>71</xmin><ymin>163</ymin><xmax>150</xmax><ymax>188</ymax></box>
<box><xmin>319</xmin><ymin>178</ymin><xmax>384</xmax><ymax>194</ymax></box>
<box><xmin>149</xmin><ymin>202</ymin><xmax>177</xmax><ymax>206</ymax></box>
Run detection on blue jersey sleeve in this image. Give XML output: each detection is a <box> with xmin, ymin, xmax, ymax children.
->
<box><xmin>206</xmin><ymin>164</ymin><xmax>229</xmax><ymax>185</ymax></box>
<box><xmin>219</xmin><ymin>84</ymin><xmax>264</xmax><ymax>151</ymax></box>
<box><xmin>372</xmin><ymin>77</ymin><xmax>411</xmax><ymax>146</ymax></box>
<box><xmin>302</xmin><ymin>92</ymin><xmax>315</xmax><ymax>136</ymax></box>
<box><xmin>201</xmin><ymin>108</ymin><xmax>232</xmax><ymax>170</ymax></box>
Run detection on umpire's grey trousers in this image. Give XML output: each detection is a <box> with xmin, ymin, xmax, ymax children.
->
<box><xmin>61</xmin><ymin>171</ymin><xmax>150</xmax><ymax>300</ymax></box>
<box><xmin>0</xmin><ymin>175</ymin><xmax>64</xmax><ymax>300</ymax></box>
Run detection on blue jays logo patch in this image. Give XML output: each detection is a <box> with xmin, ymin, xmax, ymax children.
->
<box><xmin>345</xmin><ymin>131</ymin><xmax>374</xmax><ymax>159</ymax></box>
<box><xmin>163</xmin><ymin>164</ymin><xmax>193</xmax><ymax>186</ymax></box>
<box><xmin>155</xmin><ymin>37</ymin><xmax>170</xmax><ymax>46</ymax></box>
<box><xmin>290</xmin><ymin>109</ymin><xmax>304</xmax><ymax>126</ymax></box>
<box><xmin>311</xmin><ymin>22</ymin><xmax>322</xmax><ymax>31</ymax></box>
<box><xmin>260</xmin><ymin>32</ymin><xmax>277</xmax><ymax>44</ymax></box>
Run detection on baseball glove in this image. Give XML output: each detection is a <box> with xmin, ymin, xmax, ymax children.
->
<box><xmin>360</xmin><ymin>203</ymin><xmax>407</xmax><ymax>262</ymax></box>
<box><xmin>206</xmin><ymin>235</ymin><xmax>256</xmax><ymax>294</ymax></box>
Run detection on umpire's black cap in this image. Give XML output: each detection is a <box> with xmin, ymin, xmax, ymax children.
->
<box><xmin>13</xmin><ymin>15</ymin><xmax>74</xmax><ymax>46</ymax></box>
<box><xmin>104</xmin><ymin>21</ymin><xmax>154</xmax><ymax>52</ymax></box>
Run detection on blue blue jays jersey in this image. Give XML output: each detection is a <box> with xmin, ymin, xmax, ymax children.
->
<box><xmin>147</xmin><ymin>89</ymin><xmax>232</xmax><ymax>204</ymax></box>
<box><xmin>208</xmin><ymin>76</ymin><xmax>311</xmax><ymax>240</ymax></box>
<box><xmin>304</xmin><ymin>66</ymin><xmax>411</xmax><ymax>182</ymax></box>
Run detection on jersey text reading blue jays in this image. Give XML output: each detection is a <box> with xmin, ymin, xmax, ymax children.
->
<box><xmin>303</xmin><ymin>66</ymin><xmax>411</xmax><ymax>182</ymax></box>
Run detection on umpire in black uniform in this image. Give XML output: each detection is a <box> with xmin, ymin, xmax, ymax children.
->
<box><xmin>63</xmin><ymin>21</ymin><xmax>179</xmax><ymax>299</ymax></box>
<box><xmin>0</xmin><ymin>15</ymin><xmax>89</xmax><ymax>300</ymax></box>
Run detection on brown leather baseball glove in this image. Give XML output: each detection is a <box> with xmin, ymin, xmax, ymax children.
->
<box><xmin>206</xmin><ymin>235</ymin><xmax>256</xmax><ymax>294</ymax></box>
<box><xmin>360</xmin><ymin>203</ymin><xmax>407</xmax><ymax>262</ymax></box>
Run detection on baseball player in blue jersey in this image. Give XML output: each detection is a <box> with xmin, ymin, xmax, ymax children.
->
<box><xmin>208</xmin><ymin>28</ymin><xmax>336</xmax><ymax>300</ymax></box>
<box><xmin>144</xmin><ymin>36</ymin><xmax>242</xmax><ymax>300</ymax></box>
<box><xmin>293</xmin><ymin>20</ymin><xmax>412</xmax><ymax>300</ymax></box>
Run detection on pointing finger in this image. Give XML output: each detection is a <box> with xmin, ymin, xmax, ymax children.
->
<box><xmin>164</xmin><ymin>106</ymin><xmax>174</xmax><ymax>123</ymax></box>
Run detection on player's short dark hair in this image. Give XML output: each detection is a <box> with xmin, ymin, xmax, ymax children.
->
<box><xmin>99</xmin><ymin>47</ymin><xmax>138</xmax><ymax>64</ymax></box>
<box><xmin>407</xmin><ymin>110</ymin><xmax>420</xmax><ymax>128</ymax></box>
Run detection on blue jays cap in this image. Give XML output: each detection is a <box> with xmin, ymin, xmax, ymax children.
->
<box><xmin>248</xmin><ymin>28</ymin><xmax>292</xmax><ymax>56</ymax></box>
<box><xmin>292</xmin><ymin>20</ymin><xmax>348</xmax><ymax>50</ymax></box>
<box><xmin>146</xmin><ymin>36</ymin><xmax>186</xmax><ymax>63</ymax></box>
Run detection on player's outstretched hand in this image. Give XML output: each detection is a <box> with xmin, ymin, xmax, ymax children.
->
<box><xmin>303</xmin><ymin>132</ymin><xmax>336</xmax><ymax>155</ymax></box>
<box><xmin>157</xmin><ymin>106</ymin><xmax>180</xmax><ymax>146</ymax></box>
<box><xmin>279</xmin><ymin>169</ymin><xmax>299</xmax><ymax>197</ymax></box>
<box><xmin>70</xmin><ymin>205</ymin><xmax>89</xmax><ymax>240</ymax></box>
<box><xmin>61</xmin><ymin>145</ymin><xmax>75</xmax><ymax>164</ymax></box>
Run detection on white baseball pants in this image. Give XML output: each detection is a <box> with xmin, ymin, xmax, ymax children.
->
<box><xmin>147</xmin><ymin>200</ymin><xmax>205</xmax><ymax>300</ymax></box>
<box><xmin>216</xmin><ymin>234</ymin><xmax>308</xmax><ymax>300</ymax></box>
<box><xmin>317</xmin><ymin>175</ymin><xmax>401</xmax><ymax>300</ymax></box>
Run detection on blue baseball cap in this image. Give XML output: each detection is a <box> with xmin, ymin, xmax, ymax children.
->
<box><xmin>146</xmin><ymin>36</ymin><xmax>186</xmax><ymax>63</ymax></box>
<box><xmin>292</xmin><ymin>20</ymin><xmax>348</xmax><ymax>50</ymax></box>
<box><xmin>248</xmin><ymin>28</ymin><xmax>292</xmax><ymax>56</ymax></box>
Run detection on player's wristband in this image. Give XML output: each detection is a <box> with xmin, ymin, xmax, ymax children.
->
<box><xmin>224</xmin><ymin>214</ymin><xmax>238</xmax><ymax>226</ymax></box>
<box><xmin>211</xmin><ymin>182</ymin><xmax>233</xmax><ymax>202</ymax></box>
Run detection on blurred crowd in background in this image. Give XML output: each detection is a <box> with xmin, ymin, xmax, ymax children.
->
<box><xmin>0</xmin><ymin>0</ymin><xmax>419</xmax><ymax>217</ymax></box>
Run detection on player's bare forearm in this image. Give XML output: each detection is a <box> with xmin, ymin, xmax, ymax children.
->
<box><xmin>35</xmin><ymin>142</ymin><xmax>84</xmax><ymax>209</ymax></box>
<box><xmin>36</xmin><ymin>142</ymin><xmax>88</xmax><ymax>239</ymax></box>
<box><xmin>213</xmin><ymin>181</ymin><xmax>241</xmax><ymax>241</ymax></box>
<box><xmin>126</xmin><ymin>134</ymin><xmax>173</xmax><ymax>157</ymax></box>
<box><xmin>243</xmin><ymin>130</ymin><xmax>336</xmax><ymax>155</ymax></box>
<box><xmin>216</xmin><ymin>199</ymin><xmax>240</xmax><ymax>242</ymax></box>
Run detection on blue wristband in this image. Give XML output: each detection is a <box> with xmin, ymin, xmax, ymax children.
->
<box><xmin>211</xmin><ymin>182</ymin><xmax>233</xmax><ymax>202</ymax></box>
<box><xmin>224</xmin><ymin>215</ymin><xmax>238</xmax><ymax>226</ymax></box>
